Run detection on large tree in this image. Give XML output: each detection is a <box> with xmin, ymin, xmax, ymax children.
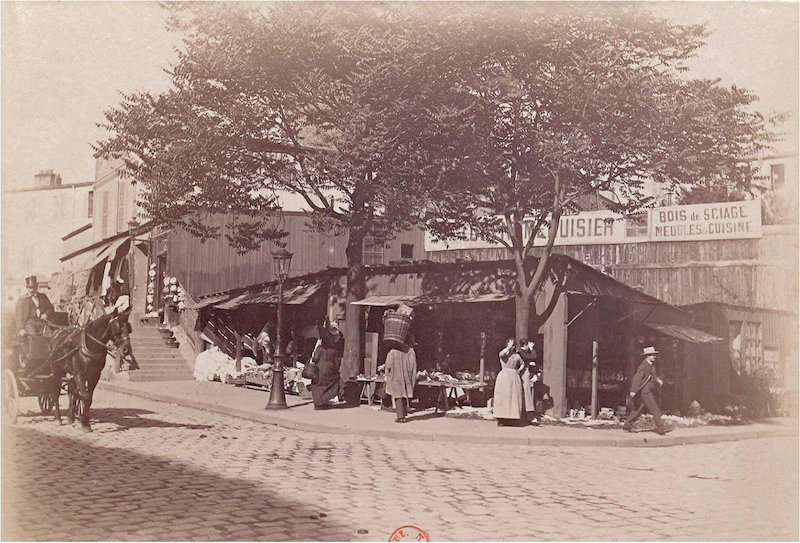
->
<box><xmin>97</xmin><ymin>3</ymin><xmax>456</xmax><ymax>391</ymax></box>
<box><xmin>421</xmin><ymin>4</ymin><xmax>776</xmax><ymax>340</ymax></box>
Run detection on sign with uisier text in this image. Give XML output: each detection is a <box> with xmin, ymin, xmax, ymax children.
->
<box><xmin>648</xmin><ymin>200</ymin><xmax>761</xmax><ymax>242</ymax></box>
<box><xmin>423</xmin><ymin>209</ymin><xmax>628</xmax><ymax>252</ymax></box>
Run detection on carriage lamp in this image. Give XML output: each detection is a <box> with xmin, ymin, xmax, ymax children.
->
<box><xmin>266</xmin><ymin>246</ymin><xmax>293</xmax><ymax>410</ymax></box>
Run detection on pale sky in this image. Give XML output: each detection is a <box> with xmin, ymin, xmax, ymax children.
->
<box><xmin>1</xmin><ymin>1</ymin><xmax>798</xmax><ymax>191</ymax></box>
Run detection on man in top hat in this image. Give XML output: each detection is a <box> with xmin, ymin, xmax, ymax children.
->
<box><xmin>623</xmin><ymin>346</ymin><xmax>669</xmax><ymax>435</ymax></box>
<box><xmin>15</xmin><ymin>276</ymin><xmax>54</xmax><ymax>337</ymax></box>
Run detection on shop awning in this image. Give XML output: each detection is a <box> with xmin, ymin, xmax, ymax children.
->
<box><xmin>184</xmin><ymin>292</ymin><xmax>232</xmax><ymax>311</ymax></box>
<box><xmin>351</xmin><ymin>293</ymin><xmax>513</xmax><ymax>307</ymax></box>
<box><xmin>643</xmin><ymin>322</ymin><xmax>722</xmax><ymax>344</ymax></box>
<box><xmin>78</xmin><ymin>237</ymin><xmax>130</xmax><ymax>272</ymax></box>
<box><xmin>214</xmin><ymin>282</ymin><xmax>323</xmax><ymax>310</ymax></box>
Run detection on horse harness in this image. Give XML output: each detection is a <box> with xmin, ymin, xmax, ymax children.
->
<box><xmin>48</xmin><ymin>316</ymin><xmax>121</xmax><ymax>367</ymax></box>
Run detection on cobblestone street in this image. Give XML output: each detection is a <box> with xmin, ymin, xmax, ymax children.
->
<box><xmin>2</xmin><ymin>389</ymin><xmax>797</xmax><ymax>541</ymax></box>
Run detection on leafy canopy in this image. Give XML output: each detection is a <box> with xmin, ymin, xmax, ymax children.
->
<box><xmin>97</xmin><ymin>3</ymin><xmax>451</xmax><ymax>252</ymax></box>
<box><xmin>422</xmin><ymin>4</ymin><xmax>775</xmax><ymax>277</ymax></box>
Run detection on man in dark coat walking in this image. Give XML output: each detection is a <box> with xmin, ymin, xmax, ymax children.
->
<box><xmin>15</xmin><ymin>276</ymin><xmax>54</xmax><ymax>336</ymax></box>
<box><xmin>623</xmin><ymin>346</ymin><xmax>669</xmax><ymax>435</ymax></box>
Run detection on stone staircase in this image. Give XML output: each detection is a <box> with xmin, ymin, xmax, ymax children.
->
<box><xmin>125</xmin><ymin>320</ymin><xmax>194</xmax><ymax>382</ymax></box>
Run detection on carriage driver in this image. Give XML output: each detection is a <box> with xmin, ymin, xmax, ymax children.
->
<box><xmin>15</xmin><ymin>276</ymin><xmax>54</xmax><ymax>337</ymax></box>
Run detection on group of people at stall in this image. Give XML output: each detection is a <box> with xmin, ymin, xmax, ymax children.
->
<box><xmin>492</xmin><ymin>337</ymin><xmax>540</xmax><ymax>426</ymax></box>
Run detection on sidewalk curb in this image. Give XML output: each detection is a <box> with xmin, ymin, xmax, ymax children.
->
<box><xmin>97</xmin><ymin>381</ymin><xmax>797</xmax><ymax>448</ymax></box>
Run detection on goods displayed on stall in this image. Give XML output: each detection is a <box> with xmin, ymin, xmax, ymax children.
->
<box><xmin>415</xmin><ymin>369</ymin><xmax>492</xmax><ymax>412</ymax></box>
<box><xmin>566</xmin><ymin>368</ymin><xmax>627</xmax><ymax>390</ymax></box>
<box><xmin>193</xmin><ymin>346</ymin><xmax>243</xmax><ymax>382</ymax></box>
<box><xmin>192</xmin><ymin>346</ymin><xmax>312</xmax><ymax>398</ymax></box>
<box><xmin>144</xmin><ymin>263</ymin><xmax>159</xmax><ymax>318</ymax></box>
<box><xmin>163</xmin><ymin>276</ymin><xmax>186</xmax><ymax>311</ymax></box>
<box><xmin>359</xmin><ymin>364</ymin><xmax>492</xmax><ymax>411</ymax></box>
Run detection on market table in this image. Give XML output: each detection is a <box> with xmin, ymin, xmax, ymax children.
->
<box><xmin>353</xmin><ymin>375</ymin><xmax>386</xmax><ymax>406</ymax></box>
<box><xmin>416</xmin><ymin>380</ymin><xmax>490</xmax><ymax>414</ymax></box>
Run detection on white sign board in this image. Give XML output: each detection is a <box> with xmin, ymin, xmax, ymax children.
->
<box><xmin>648</xmin><ymin>200</ymin><xmax>762</xmax><ymax>242</ymax></box>
<box><xmin>424</xmin><ymin>199</ymin><xmax>762</xmax><ymax>251</ymax></box>
<box><xmin>424</xmin><ymin>210</ymin><xmax>628</xmax><ymax>252</ymax></box>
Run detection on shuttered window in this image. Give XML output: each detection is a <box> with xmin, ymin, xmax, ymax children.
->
<box><xmin>101</xmin><ymin>191</ymin><xmax>110</xmax><ymax>238</ymax></box>
<box><xmin>117</xmin><ymin>181</ymin><xmax>127</xmax><ymax>232</ymax></box>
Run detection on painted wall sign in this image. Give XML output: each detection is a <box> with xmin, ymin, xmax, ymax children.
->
<box><xmin>425</xmin><ymin>210</ymin><xmax>632</xmax><ymax>251</ymax></box>
<box><xmin>648</xmin><ymin>199</ymin><xmax>762</xmax><ymax>242</ymax></box>
<box><xmin>424</xmin><ymin>199</ymin><xmax>762</xmax><ymax>251</ymax></box>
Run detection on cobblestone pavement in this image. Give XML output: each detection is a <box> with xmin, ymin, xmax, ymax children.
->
<box><xmin>2</xmin><ymin>389</ymin><xmax>797</xmax><ymax>541</ymax></box>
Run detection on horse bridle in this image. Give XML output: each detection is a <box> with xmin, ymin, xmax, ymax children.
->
<box><xmin>82</xmin><ymin>315</ymin><xmax>126</xmax><ymax>355</ymax></box>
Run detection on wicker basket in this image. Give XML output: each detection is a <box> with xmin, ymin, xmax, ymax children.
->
<box><xmin>383</xmin><ymin>309</ymin><xmax>412</xmax><ymax>344</ymax></box>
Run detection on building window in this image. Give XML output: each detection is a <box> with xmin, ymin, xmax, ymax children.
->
<box><xmin>88</xmin><ymin>191</ymin><xmax>94</xmax><ymax>218</ymax></box>
<box><xmin>101</xmin><ymin>191</ymin><xmax>109</xmax><ymax>238</ymax></box>
<box><xmin>730</xmin><ymin>320</ymin><xmax>763</xmax><ymax>375</ymax></box>
<box><xmin>117</xmin><ymin>181</ymin><xmax>127</xmax><ymax>232</ymax></box>
<box><xmin>625</xmin><ymin>213</ymin><xmax>648</xmax><ymax>238</ymax></box>
<box><xmin>363</xmin><ymin>236</ymin><xmax>385</xmax><ymax>265</ymax></box>
<box><xmin>770</xmin><ymin>163</ymin><xmax>785</xmax><ymax>191</ymax></box>
<box><xmin>400</xmin><ymin>243</ymin><xmax>414</xmax><ymax>259</ymax></box>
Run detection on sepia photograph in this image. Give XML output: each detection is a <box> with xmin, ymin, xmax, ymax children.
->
<box><xmin>1</xmin><ymin>1</ymin><xmax>798</xmax><ymax>541</ymax></box>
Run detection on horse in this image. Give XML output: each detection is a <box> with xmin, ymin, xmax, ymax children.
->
<box><xmin>47</xmin><ymin>309</ymin><xmax>131</xmax><ymax>432</ymax></box>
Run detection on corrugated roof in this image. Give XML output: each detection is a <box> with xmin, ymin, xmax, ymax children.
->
<box><xmin>183</xmin><ymin>292</ymin><xmax>232</xmax><ymax>311</ymax></box>
<box><xmin>214</xmin><ymin>282</ymin><xmax>323</xmax><ymax>310</ymax></box>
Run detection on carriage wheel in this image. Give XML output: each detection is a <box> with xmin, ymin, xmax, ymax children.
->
<box><xmin>38</xmin><ymin>394</ymin><xmax>56</xmax><ymax>415</ymax></box>
<box><xmin>2</xmin><ymin>369</ymin><xmax>19</xmax><ymax>425</ymax></box>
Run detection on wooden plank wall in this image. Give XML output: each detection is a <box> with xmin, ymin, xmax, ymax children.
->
<box><xmin>167</xmin><ymin>212</ymin><xmax>426</xmax><ymax>299</ymax></box>
<box><xmin>426</xmin><ymin>225</ymin><xmax>798</xmax><ymax>312</ymax></box>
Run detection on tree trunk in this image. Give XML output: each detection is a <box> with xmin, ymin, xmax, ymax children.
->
<box><xmin>515</xmin><ymin>292</ymin><xmax>533</xmax><ymax>341</ymax></box>
<box><xmin>341</xmin><ymin>229</ymin><xmax>366</xmax><ymax>392</ymax></box>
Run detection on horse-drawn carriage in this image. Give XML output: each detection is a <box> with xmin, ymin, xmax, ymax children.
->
<box><xmin>1</xmin><ymin>309</ymin><xmax>132</xmax><ymax>431</ymax></box>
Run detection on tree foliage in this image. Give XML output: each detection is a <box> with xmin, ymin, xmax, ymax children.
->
<box><xmin>97</xmin><ymin>3</ymin><xmax>451</xmax><ymax>250</ymax></box>
<box><xmin>418</xmin><ymin>4</ymin><xmax>777</xmax><ymax>337</ymax></box>
<box><xmin>96</xmin><ymin>3</ymin><xmax>460</xmax><ymax>382</ymax></box>
<box><xmin>96</xmin><ymin>2</ymin><xmax>780</xmax><ymax>360</ymax></box>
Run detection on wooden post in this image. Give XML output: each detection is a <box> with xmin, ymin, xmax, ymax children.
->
<box><xmin>234</xmin><ymin>331</ymin><xmax>243</xmax><ymax>373</ymax></box>
<box><xmin>479</xmin><ymin>331</ymin><xmax>487</xmax><ymax>383</ymax></box>
<box><xmin>543</xmin><ymin>287</ymin><xmax>568</xmax><ymax>418</ymax></box>
<box><xmin>591</xmin><ymin>340</ymin><xmax>599</xmax><ymax>419</ymax></box>
<box><xmin>436</xmin><ymin>330</ymin><xmax>444</xmax><ymax>372</ymax></box>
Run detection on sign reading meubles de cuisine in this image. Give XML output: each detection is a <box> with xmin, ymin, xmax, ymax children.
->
<box><xmin>424</xmin><ymin>199</ymin><xmax>762</xmax><ymax>251</ymax></box>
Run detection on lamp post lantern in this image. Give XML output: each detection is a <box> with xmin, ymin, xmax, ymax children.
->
<box><xmin>266</xmin><ymin>246</ymin><xmax>293</xmax><ymax>410</ymax></box>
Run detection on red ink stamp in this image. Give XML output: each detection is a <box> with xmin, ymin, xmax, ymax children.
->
<box><xmin>389</xmin><ymin>525</ymin><xmax>430</xmax><ymax>542</ymax></box>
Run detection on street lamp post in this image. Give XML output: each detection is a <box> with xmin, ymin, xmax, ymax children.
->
<box><xmin>266</xmin><ymin>246</ymin><xmax>293</xmax><ymax>410</ymax></box>
<box><xmin>127</xmin><ymin>219</ymin><xmax>139</xmax><ymax>292</ymax></box>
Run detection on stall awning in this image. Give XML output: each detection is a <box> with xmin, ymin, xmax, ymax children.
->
<box><xmin>214</xmin><ymin>282</ymin><xmax>323</xmax><ymax>310</ymax></box>
<box><xmin>351</xmin><ymin>293</ymin><xmax>513</xmax><ymax>307</ymax></box>
<box><xmin>643</xmin><ymin>322</ymin><xmax>722</xmax><ymax>344</ymax></box>
<box><xmin>84</xmin><ymin>237</ymin><xmax>130</xmax><ymax>272</ymax></box>
<box><xmin>184</xmin><ymin>292</ymin><xmax>232</xmax><ymax>311</ymax></box>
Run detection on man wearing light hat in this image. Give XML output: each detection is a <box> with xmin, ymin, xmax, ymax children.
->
<box><xmin>14</xmin><ymin>276</ymin><xmax>54</xmax><ymax>337</ymax></box>
<box><xmin>623</xmin><ymin>346</ymin><xmax>669</xmax><ymax>435</ymax></box>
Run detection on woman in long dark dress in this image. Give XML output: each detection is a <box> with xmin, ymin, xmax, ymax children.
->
<box><xmin>310</xmin><ymin>329</ymin><xmax>341</xmax><ymax>409</ymax></box>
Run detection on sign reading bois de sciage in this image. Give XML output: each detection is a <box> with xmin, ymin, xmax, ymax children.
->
<box><xmin>424</xmin><ymin>199</ymin><xmax>762</xmax><ymax>251</ymax></box>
